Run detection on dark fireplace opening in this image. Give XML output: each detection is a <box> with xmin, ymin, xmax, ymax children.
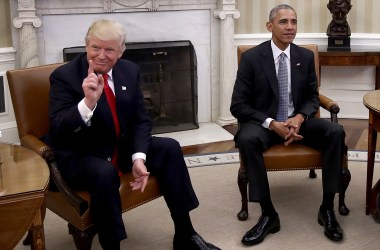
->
<box><xmin>63</xmin><ymin>40</ymin><xmax>198</xmax><ymax>134</ymax></box>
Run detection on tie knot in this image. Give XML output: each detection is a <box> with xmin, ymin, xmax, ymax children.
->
<box><xmin>102</xmin><ymin>74</ymin><xmax>109</xmax><ymax>81</ymax></box>
<box><xmin>102</xmin><ymin>74</ymin><xmax>110</xmax><ymax>89</ymax></box>
<box><xmin>279</xmin><ymin>52</ymin><xmax>286</xmax><ymax>60</ymax></box>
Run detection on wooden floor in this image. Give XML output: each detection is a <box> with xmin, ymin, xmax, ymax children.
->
<box><xmin>181</xmin><ymin>118</ymin><xmax>380</xmax><ymax>156</ymax></box>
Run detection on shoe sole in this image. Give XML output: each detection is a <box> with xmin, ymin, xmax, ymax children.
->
<box><xmin>241</xmin><ymin>225</ymin><xmax>281</xmax><ymax>246</ymax></box>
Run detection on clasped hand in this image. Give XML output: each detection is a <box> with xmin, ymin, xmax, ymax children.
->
<box><xmin>271</xmin><ymin>114</ymin><xmax>304</xmax><ymax>146</ymax></box>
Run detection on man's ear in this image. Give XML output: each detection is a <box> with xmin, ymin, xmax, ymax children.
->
<box><xmin>266</xmin><ymin>22</ymin><xmax>273</xmax><ymax>32</ymax></box>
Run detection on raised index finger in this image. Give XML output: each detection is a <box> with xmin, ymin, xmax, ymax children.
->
<box><xmin>88</xmin><ymin>59</ymin><xmax>94</xmax><ymax>76</ymax></box>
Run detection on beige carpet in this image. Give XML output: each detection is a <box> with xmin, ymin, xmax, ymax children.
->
<box><xmin>15</xmin><ymin>161</ymin><xmax>380</xmax><ymax>250</ymax></box>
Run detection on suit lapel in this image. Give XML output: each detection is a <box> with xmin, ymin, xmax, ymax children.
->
<box><xmin>261</xmin><ymin>43</ymin><xmax>279</xmax><ymax>97</ymax></box>
<box><xmin>112</xmin><ymin>62</ymin><xmax>130</xmax><ymax>134</ymax></box>
<box><xmin>112</xmin><ymin>63</ymin><xmax>129</xmax><ymax>106</ymax></box>
<box><xmin>290</xmin><ymin>44</ymin><xmax>302</xmax><ymax>104</ymax></box>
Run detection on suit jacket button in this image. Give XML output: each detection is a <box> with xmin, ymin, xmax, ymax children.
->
<box><xmin>107</xmin><ymin>157</ymin><xmax>112</xmax><ymax>161</ymax></box>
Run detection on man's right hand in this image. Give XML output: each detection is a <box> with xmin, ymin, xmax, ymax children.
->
<box><xmin>82</xmin><ymin>60</ymin><xmax>104</xmax><ymax>110</ymax></box>
<box><xmin>269</xmin><ymin>120</ymin><xmax>290</xmax><ymax>139</ymax></box>
<box><xmin>269</xmin><ymin>119</ymin><xmax>304</xmax><ymax>146</ymax></box>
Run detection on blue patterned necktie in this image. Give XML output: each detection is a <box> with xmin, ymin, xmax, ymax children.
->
<box><xmin>276</xmin><ymin>53</ymin><xmax>288</xmax><ymax>122</ymax></box>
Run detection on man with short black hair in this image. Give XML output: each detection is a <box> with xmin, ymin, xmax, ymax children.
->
<box><xmin>231</xmin><ymin>4</ymin><xmax>346</xmax><ymax>246</ymax></box>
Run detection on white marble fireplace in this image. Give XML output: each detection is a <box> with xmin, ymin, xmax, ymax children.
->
<box><xmin>9</xmin><ymin>0</ymin><xmax>240</xmax><ymax>129</ymax></box>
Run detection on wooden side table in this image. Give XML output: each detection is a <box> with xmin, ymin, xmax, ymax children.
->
<box><xmin>319</xmin><ymin>50</ymin><xmax>380</xmax><ymax>89</ymax></box>
<box><xmin>0</xmin><ymin>143</ymin><xmax>49</xmax><ymax>250</ymax></box>
<box><xmin>363</xmin><ymin>90</ymin><xmax>380</xmax><ymax>221</ymax></box>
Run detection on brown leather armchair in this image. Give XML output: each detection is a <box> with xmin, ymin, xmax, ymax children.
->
<box><xmin>6</xmin><ymin>63</ymin><xmax>162</xmax><ymax>250</ymax></box>
<box><xmin>235</xmin><ymin>44</ymin><xmax>351</xmax><ymax>221</ymax></box>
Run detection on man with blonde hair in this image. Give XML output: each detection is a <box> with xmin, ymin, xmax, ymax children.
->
<box><xmin>46</xmin><ymin>19</ymin><xmax>220</xmax><ymax>250</ymax></box>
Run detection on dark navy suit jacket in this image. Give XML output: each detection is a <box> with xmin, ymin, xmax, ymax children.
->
<box><xmin>47</xmin><ymin>53</ymin><xmax>152</xmax><ymax>171</ymax></box>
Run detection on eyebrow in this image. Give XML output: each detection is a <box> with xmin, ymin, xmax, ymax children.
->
<box><xmin>279</xmin><ymin>18</ymin><xmax>297</xmax><ymax>22</ymax></box>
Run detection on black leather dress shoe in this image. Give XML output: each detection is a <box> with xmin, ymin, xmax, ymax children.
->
<box><xmin>374</xmin><ymin>193</ymin><xmax>380</xmax><ymax>223</ymax></box>
<box><xmin>173</xmin><ymin>233</ymin><xmax>221</xmax><ymax>250</ymax></box>
<box><xmin>241</xmin><ymin>214</ymin><xmax>280</xmax><ymax>246</ymax></box>
<box><xmin>318</xmin><ymin>209</ymin><xmax>343</xmax><ymax>241</ymax></box>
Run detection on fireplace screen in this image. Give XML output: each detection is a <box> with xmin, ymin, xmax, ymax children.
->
<box><xmin>63</xmin><ymin>40</ymin><xmax>198</xmax><ymax>134</ymax></box>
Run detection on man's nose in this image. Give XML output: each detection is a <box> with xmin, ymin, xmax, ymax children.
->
<box><xmin>286</xmin><ymin>23</ymin><xmax>295</xmax><ymax>29</ymax></box>
<box><xmin>98</xmin><ymin>49</ymin><xmax>106</xmax><ymax>58</ymax></box>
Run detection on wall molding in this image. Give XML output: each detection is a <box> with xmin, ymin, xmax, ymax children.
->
<box><xmin>235</xmin><ymin>33</ymin><xmax>380</xmax><ymax>50</ymax></box>
<box><xmin>0</xmin><ymin>47</ymin><xmax>16</xmax><ymax>68</ymax></box>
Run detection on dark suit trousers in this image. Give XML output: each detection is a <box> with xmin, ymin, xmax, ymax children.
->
<box><xmin>236</xmin><ymin>118</ymin><xmax>345</xmax><ymax>202</ymax></box>
<box><xmin>59</xmin><ymin>136</ymin><xmax>199</xmax><ymax>248</ymax></box>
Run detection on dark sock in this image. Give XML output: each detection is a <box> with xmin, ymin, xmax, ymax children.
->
<box><xmin>321</xmin><ymin>192</ymin><xmax>335</xmax><ymax>211</ymax></box>
<box><xmin>171</xmin><ymin>212</ymin><xmax>196</xmax><ymax>241</ymax></box>
<box><xmin>259</xmin><ymin>195</ymin><xmax>277</xmax><ymax>216</ymax></box>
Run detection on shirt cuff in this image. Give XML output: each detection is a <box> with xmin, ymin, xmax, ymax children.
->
<box><xmin>78</xmin><ymin>99</ymin><xmax>96</xmax><ymax>126</ymax></box>
<box><xmin>299</xmin><ymin>112</ymin><xmax>308</xmax><ymax>121</ymax></box>
<box><xmin>132</xmin><ymin>152</ymin><xmax>146</xmax><ymax>163</ymax></box>
<box><xmin>262</xmin><ymin>118</ymin><xmax>274</xmax><ymax>130</ymax></box>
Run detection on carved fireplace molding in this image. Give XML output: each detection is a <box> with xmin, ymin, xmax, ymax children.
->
<box><xmin>10</xmin><ymin>0</ymin><xmax>240</xmax><ymax>126</ymax></box>
<box><xmin>104</xmin><ymin>0</ymin><xmax>160</xmax><ymax>11</ymax></box>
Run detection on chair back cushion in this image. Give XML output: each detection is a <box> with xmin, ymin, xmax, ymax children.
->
<box><xmin>6</xmin><ymin>63</ymin><xmax>64</xmax><ymax>139</ymax></box>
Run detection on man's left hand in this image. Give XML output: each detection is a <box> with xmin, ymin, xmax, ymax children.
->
<box><xmin>130</xmin><ymin>159</ymin><xmax>150</xmax><ymax>192</ymax></box>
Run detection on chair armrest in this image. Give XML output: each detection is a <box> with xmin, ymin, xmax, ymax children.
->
<box><xmin>319</xmin><ymin>93</ymin><xmax>340</xmax><ymax>123</ymax></box>
<box><xmin>20</xmin><ymin>134</ymin><xmax>89</xmax><ymax>216</ymax></box>
<box><xmin>20</xmin><ymin>134</ymin><xmax>50</xmax><ymax>156</ymax></box>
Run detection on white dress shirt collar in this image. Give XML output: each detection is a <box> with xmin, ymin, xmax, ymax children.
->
<box><xmin>103</xmin><ymin>68</ymin><xmax>113</xmax><ymax>81</ymax></box>
<box><xmin>270</xmin><ymin>40</ymin><xmax>290</xmax><ymax>60</ymax></box>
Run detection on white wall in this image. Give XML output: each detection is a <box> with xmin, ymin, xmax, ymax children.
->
<box><xmin>0</xmin><ymin>47</ymin><xmax>19</xmax><ymax>144</ymax></box>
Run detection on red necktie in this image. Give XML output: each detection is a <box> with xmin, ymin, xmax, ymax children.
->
<box><xmin>102</xmin><ymin>74</ymin><xmax>121</xmax><ymax>174</ymax></box>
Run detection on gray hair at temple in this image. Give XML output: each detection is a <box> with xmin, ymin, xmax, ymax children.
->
<box><xmin>85</xmin><ymin>19</ymin><xmax>126</xmax><ymax>51</ymax></box>
<box><xmin>268</xmin><ymin>4</ymin><xmax>296</xmax><ymax>22</ymax></box>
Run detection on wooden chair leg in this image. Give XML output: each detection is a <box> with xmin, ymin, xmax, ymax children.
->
<box><xmin>23</xmin><ymin>230</ymin><xmax>32</xmax><ymax>245</ymax></box>
<box><xmin>309</xmin><ymin>169</ymin><xmax>317</xmax><ymax>178</ymax></box>
<box><xmin>68</xmin><ymin>223</ymin><xmax>97</xmax><ymax>250</ymax></box>
<box><xmin>338</xmin><ymin>153</ymin><xmax>351</xmax><ymax>215</ymax></box>
<box><xmin>237</xmin><ymin>162</ymin><xmax>249</xmax><ymax>221</ymax></box>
